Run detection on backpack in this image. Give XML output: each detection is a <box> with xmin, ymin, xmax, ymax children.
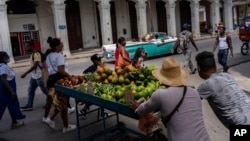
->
<box><xmin>179</xmin><ymin>31</ymin><xmax>189</xmax><ymax>50</ymax></box>
<box><xmin>32</xmin><ymin>50</ymin><xmax>46</xmax><ymax>70</ymax></box>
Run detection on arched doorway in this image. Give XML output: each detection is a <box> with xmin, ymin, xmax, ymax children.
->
<box><xmin>65</xmin><ymin>0</ymin><xmax>83</xmax><ymax>50</ymax></box>
<box><xmin>156</xmin><ymin>1</ymin><xmax>167</xmax><ymax>33</ymax></box>
<box><xmin>128</xmin><ymin>1</ymin><xmax>139</xmax><ymax>40</ymax></box>
<box><xmin>179</xmin><ymin>0</ymin><xmax>191</xmax><ymax>31</ymax></box>
<box><xmin>110</xmin><ymin>1</ymin><xmax>118</xmax><ymax>43</ymax></box>
<box><xmin>95</xmin><ymin>2</ymin><xmax>102</xmax><ymax>47</ymax></box>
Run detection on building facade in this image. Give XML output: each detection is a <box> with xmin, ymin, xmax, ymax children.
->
<box><xmin>0</xmin><ymin>0</ymin><xmax>242</xmax><ymax>62</ymax></box>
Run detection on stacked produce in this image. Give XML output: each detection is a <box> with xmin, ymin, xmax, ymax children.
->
<box><xmin>57</xmin><ymin>75</ymin><xmax>85</xmax><ymax>87</ymax></box>
<box><xmin>57</xmin><ymin>65</ymin><xmax>166</xmax><ymax>104</ymax></box>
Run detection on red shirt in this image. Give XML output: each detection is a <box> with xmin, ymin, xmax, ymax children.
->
<box><xmin>114</xmin><ymin>45</ymin><xmax>130</xmax><ymax>67</ymax></box>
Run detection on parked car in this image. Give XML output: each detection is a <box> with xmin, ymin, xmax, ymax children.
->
<box><xmin>102</xmin><ymin>32</ymin><xmax>181</xmax><ymax>59</ymax></box>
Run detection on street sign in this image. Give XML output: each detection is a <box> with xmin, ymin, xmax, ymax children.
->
<box><xmin>59</xmin><ymin>25</ymin><xmax>66</xmax><ymax>29</ymax></box>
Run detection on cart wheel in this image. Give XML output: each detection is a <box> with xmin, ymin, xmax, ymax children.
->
<box><xmin>241</xmin><ymin>43</ymin><xmax>249</xmax><ymax>55</ymax></box>
<box><xmin>175</xmin><ymin>46</ymin><xmax>183</xmax><ymax>54</ymax></box>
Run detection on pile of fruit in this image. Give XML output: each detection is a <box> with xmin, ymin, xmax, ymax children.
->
<box><xmin>57</xmin><ymin>75</ymin><xmax>85</xmax><ymax>87</ymax></box>
<box><xmin>59</xmin><ymin>65</ymin><xmax>166</xmax><ymax>103</ymax></box>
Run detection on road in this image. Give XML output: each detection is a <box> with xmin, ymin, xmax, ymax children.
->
<box><xmin>0</xmin><ymin>34</ymin><xmax>250</xmax><ymax>141</ymax></box>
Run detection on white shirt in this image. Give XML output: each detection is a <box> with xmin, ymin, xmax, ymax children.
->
<box><xmin>46</xmin><ymin>52</ymin><xmax>68</xmax><ymax>75</ymax></box>
<box><xmin>0</xmin><ymin>63</ymin><xmax>16</xmax><ymax>81</ymax></box>
<box><xmin>218</xmin><ymin>36</ymin><xmax>229</xmax><ymax>50</ymax></box>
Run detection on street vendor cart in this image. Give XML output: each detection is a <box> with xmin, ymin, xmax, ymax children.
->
<box><xmin>54</xmin><ymin>84</ymin><xmax>147</xmax><ymax>141</ymax></box>
<box><xmin>238</xmin><ymin>16</ymin><xmax>250</xmax><ymax>55</ymax></box>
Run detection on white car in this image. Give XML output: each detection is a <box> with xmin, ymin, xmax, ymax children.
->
<box><xmin>102</xmin><ymin>32</ymin><xmax>181</xmax><ymax>59</ymax></box>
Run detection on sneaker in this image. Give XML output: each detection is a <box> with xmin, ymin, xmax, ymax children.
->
<box><xmin>42</xmin><ymin>117</ymin><xmax>47</xmax><ymax>123</ymax></box>
<box><xmin>78</xmin><ymin>109</ymin><xmax>86</xmax><ymax>120</ymax></box>
<box><xmin>100</xmin><ymin>112</ymin><xmax>111</xmax><ymax>118</ymax></box>
<box><xmin>11</xmin><ymin>121</ymin><xmax>24</xmax><ymax>129</ymax></box>
<box><xmin>191</xmin><ymin>68</ymin><xmax>197</xmax><ymax>74</ymax></box>
<box><xmin>44</xmin><ymin>118</ymin><xmax>55</xmax><ymax>129</ymax></box>
<box><xmin>21</xmin><ymin>106</ymin><xmax>33</xmax><ymax>111</ymax></box>
<box><xmin>62</xmin><ymin>124</ymin><xmax>76</xmax><ymax>133</ymax></box>
<box><xmin>68</xmin><ymin>107</ymin><xmax>75</xmax><ymax>115</ymax></box>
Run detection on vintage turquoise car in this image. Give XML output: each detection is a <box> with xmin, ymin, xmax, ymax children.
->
<box><xmin>102</xmin><ymin>32</ymin><xmax>182</xmax><ymax>59</ymax></box>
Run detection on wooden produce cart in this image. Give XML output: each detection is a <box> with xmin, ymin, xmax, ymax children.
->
<box><xmin>54</xmin><ymin>84</ymin><xmax>147</xmax><ymax>141</ymax></box>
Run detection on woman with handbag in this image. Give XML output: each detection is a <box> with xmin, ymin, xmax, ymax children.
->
<box><xmin>115</xmin><ymin>37</ymin><xmax>133</xmax><ymax>68</ymax></box>
<box><xmin>130</xmin><ymin>57</ymin><xmax>210</xmax><ymax>141</ymax></box>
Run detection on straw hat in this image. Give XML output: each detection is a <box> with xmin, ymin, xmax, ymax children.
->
<box><xmin>152</xmin><ymin>57</ymin><xmax>189</xmax><ymax>86</ymax></box>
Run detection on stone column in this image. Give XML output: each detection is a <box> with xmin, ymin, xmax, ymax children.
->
<box><xmin>51</xmin><ymin>0</ymin><xmax>71</xmax><ymax>57</ymax></box>
<box><xmin>135</xmin><ymin>0</ymin><xmax>147</xmax><ymax>39</ymax></box>
<box><xmin>165</xmin><ymin>0</ymin><xmax>176</xmax><ymax>37</ymax></box>
<box><xmin>0</xmin><ymin>1</ymin><xmax>14</xmax><ymax>63</ymax></box>
<box><xmin>211</xmin><ymin>0</ymin><xmax>220</xmax><ymax>35</ymax></box>
<box><xmin>97</xmin><ymin>0</ymin><xmax>113</xmax><ymax>45</ymax></box>
<box><xmin>233</xmin><ymin>6</ymin><xmax>237</xmax><ymax>25</ymax></box>
<box><xmin>223</xmin><ymin>0</ymin><xmax>233</xmax><ymax>32</ymax></box>
<box><xmin>190</xmin><ymin>0</ymin><xmax>200</xmax><ymax>38</ymax></box>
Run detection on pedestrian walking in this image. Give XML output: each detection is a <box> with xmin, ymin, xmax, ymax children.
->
<box><xmin>196</xmin><ymin>51</ymin><xmax>250</xmax><ymax>128</ymax></box>
<box><xmin>130</xmin><ymin>57</ymin><xmax>210</xmax><ymax>141</ymax></box>
<box><xmin>43</xmin><ymin>37</ymin><xmax>76</xmax><ymax>133</ymax></box>
<box><xmin>171</xmin><ymin>23</ymin><xmax>199</xmax><ymax>74</ymax></box>
<box><xmin>20</xmin><ymin>41</ymin><xmax>48</xmax><ymax>111</ymax></box>
<box><xmin>212</xmin><ymin>27</ymin><xmax>233</xmax><ymax>72</ymax></box>
<box><xmin>214</xmin><ymin>24</ymin><xmax>218</xmax><ymax>34</ymax></box>
<box><xmin>0</xmin><ymin>51</ymin><xmax>26</xmax><ymax>129</ymax></box>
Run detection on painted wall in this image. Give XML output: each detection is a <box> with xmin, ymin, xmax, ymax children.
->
<box><xmin>35</xmin><ymin>0</ymin><xmax>56</xmax><ymax>52</ymax></box>
<box><xmin>8</xmin><ymin>14</ymin><xmax>39</xmax><ymax>32</ymax></box>
<box><xmin>146</xmin><ymin>0</ymin><xmax>158</xmax><ymax>33</ymax></box>
<box><xmin>79</xmin><ymin>0</ymin><xmax>99</xmax><ymax>48</ymax></box>
<box><xmin>115</xmin><ymin>0</ymin><xmax>131</xmax><ymax>41</ymax></box>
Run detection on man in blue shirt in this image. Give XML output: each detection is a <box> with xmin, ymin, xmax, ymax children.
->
<box><xmin>80</xmin><ymin>54</ymin><xmax>106</xmax><ymax>119</ymax></box>
<box><xmin>83</xmin><ymin>54</ymin><xmax>104</xmax><ymax>73</ymax></box>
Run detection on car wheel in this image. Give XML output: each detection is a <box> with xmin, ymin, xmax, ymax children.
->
<box><xmin>241</xmin><ymin>43</ymin><xmax>249</xmax><ymax>56</ymax></box>
<box><xmin>175</xmin><ymin>46</ymin><xmax>183</xmax><ymax>54</ymax></box>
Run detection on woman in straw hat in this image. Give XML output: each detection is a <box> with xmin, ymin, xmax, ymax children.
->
<box><xmin>130</xmin><ymin>57</ymin><xmax>210</xmax><ymax>141</ymax></box>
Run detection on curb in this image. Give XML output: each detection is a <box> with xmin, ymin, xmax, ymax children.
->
<box><xmin>10</xmin><ymin>50</ymin><xmax>103</xmax><ymax>69</ymax></box>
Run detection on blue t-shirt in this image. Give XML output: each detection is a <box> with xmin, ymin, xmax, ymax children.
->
<box><xmin>83</xmin><ymin>64</ymin><xmax>98</xmax><ymax>74</ymax></box>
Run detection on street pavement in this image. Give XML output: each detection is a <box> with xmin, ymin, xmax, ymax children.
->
<box><xmin>1</xmin><ymin>34</ymin><xmax>250</xmax><ymax>141</ymax></box>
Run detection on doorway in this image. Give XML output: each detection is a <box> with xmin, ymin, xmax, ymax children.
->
<box><xmin>96</xmin><ymin>2</ymin><xmax>103</xmax><ymax>47</ymax></box>
<box><xmin>10</xmin><ymin>33</ymin><xmax>21</xmax><ymax>57</ymax></box>
<box><xmin>66</xmin><ymin>0</ymin><xmax>83</xmax><ymax>50</ymax></box>
<box><xmin>110</xmin><ymin>1</ymin><xmax>117</xmax><ymax>43</ymax></box>
<box><xmin>179</xmin><ymin>1</ymin><xmax>191</xmax><ymax>31</ymax></box>
<box><xmin>128</xmin><ymin>1</ymin><xmax>139</xmax><ymax>40</ymax></box>
<box><xmin>156</xmin><ymin>1</ymin><xmax>167</xmax><ymax>33</ymax></box>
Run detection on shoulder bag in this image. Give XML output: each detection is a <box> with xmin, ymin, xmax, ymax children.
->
<box><xmin>161</xmin><ymin>86</ymin><xmax>187</xmax><ymax>128</ymax></box>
